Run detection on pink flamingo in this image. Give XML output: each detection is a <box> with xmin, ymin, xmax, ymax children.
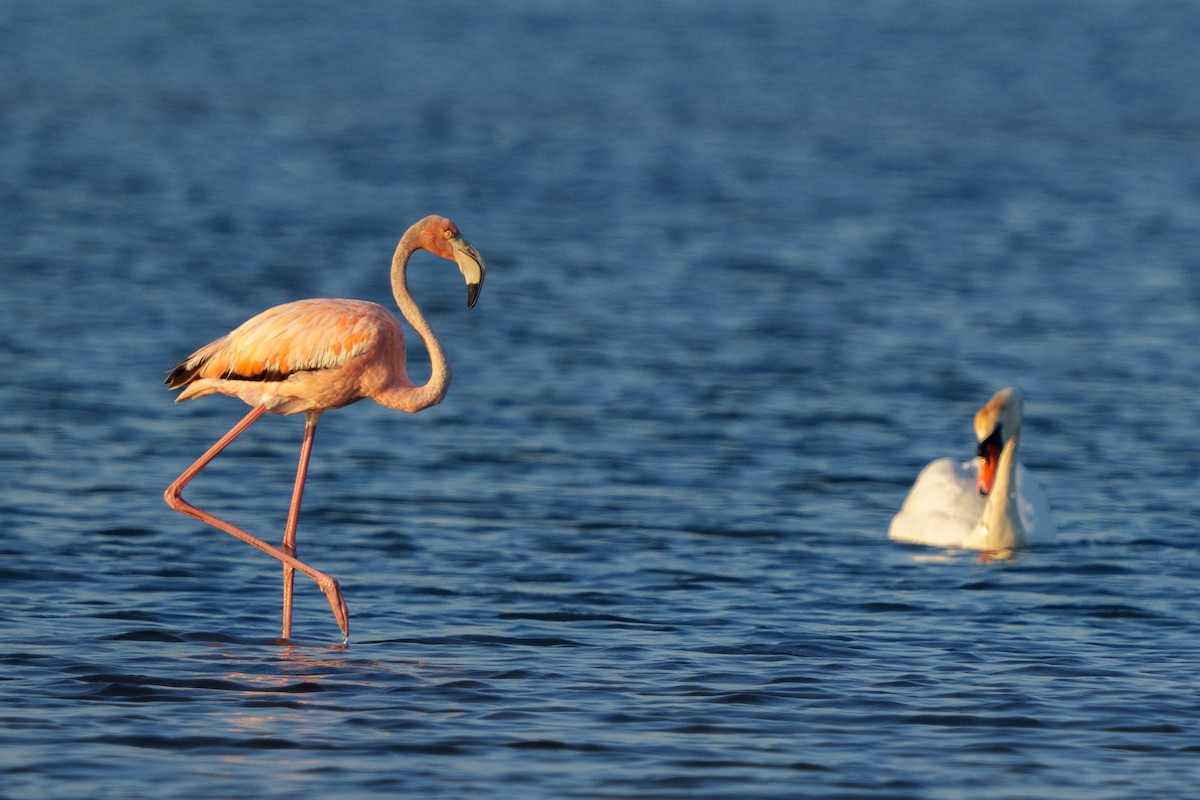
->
<box><xmin>164</xmin><ymin>215</ymin><xmax>485</xmax><ymax>641</ymax></box>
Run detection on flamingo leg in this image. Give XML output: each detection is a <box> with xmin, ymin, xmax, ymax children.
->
<box><xmin>164</xmin><ymin>405</ymin><xmax>350</xmax><ymax>641</ymax></box>
<box><xmin>281</xmin><ymin>411</ymin><xmax>321</xmax><ymax>640</ymax></box>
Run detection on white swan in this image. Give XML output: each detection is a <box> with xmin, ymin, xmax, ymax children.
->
<box><xmin>888</xmin><ymin>388</ymin><xmax>1054</xmax><ymax>551</ymax></box>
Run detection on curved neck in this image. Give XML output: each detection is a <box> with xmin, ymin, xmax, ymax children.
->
<box><xmin>977</xmin><ymin>435</ymin><xmax>1025</xmax><ymax>550</ymax></box>
<box><xmin>380</xmin><ymin>229</ymin><xmax>452</xmax><ymax>412</ymax></box>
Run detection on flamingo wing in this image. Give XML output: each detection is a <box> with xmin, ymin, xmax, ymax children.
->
<box><xmin>167</xmin><ymin>299</ymin><xmax>397</xmax><ymax>388</ymax></box>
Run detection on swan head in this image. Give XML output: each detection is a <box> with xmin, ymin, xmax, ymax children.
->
<box><xmin>973</xmin><ymin>387</ymin><xmax>1023</xmax><ymax>496</ymax></box>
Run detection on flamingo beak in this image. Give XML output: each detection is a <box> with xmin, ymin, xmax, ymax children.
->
<box><xmin>976</xmin><ymin>426</ymin><xmax>1003</xmax><ymax>495</ymax></box>
<box><xmin>450</xmin><ymin>236</ymin><xmax>485</xmax><ymax>309</ymax></box>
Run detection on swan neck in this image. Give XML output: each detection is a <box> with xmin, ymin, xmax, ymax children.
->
<box><xmin>980</xmin><ymin>436</ymin><xmax>1024</xmax><ymax>549</ymax></box>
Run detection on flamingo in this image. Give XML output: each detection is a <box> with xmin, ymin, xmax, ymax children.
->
<box><xmin>887</xmin><ymin>388</ymin><xmax>1054</xmax><ymax>553</ymax></box>
<box><xmin>164</xmin><ymin>215</ymin><xmax>485</xmax><ymax>641</ymax></box>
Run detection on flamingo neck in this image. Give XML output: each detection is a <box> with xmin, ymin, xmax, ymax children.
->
<box><xmin>975</xmin><ymin>435</ymin><xmax>1025</xmax><ymax>550</ymax></box>
<box><xmin>378</xmin><ymin>229</ymin><xmax>452</xmax><ymax>413</ymax></box>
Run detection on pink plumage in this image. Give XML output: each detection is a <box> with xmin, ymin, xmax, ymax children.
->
<box><xmin>167</xmin><ymin>299</ymin><xmax>406</xmax><ymax>415</ymax></box>
<box><xmin>163</xmin><ymin>215</ymin><xmax>485</xmax><ymax>641</ymax></box>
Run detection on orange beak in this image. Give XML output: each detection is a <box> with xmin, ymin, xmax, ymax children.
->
<box><xmin>976</xmin><ymin>429</ymin><xmax>1002</xmax><ymax>495</ymax></box>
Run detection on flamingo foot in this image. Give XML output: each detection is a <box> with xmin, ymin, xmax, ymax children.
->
<box><xmin>319</xmin><ymin>576</ymin><xmax>350</xmax><ymax>641</ymax></box>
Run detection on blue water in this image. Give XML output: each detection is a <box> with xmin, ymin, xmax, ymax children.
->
<box><xmin>3</xmin><ymin>0</ymin><xmax>1200</xmax><ymax>797</ymax></box>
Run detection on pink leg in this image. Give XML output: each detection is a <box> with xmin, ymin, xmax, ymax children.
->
<box><xmin>281</xmin><ymin>411</ymin><xmax>321</xmax><ymax>639</ymax></box>
<box><xmin>164</xmin><ymin>405</ymin><xmax>349</xmax><ymax>640</ymax></box>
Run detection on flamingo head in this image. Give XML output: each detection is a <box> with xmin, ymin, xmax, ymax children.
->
<box><xmin>415</xmin><ymin>215</ymin><xmax>486</xmax><ymax>308</ymax></box>
<box><xmin>974</xmin><ymin>387</ymin><xmax>1023</xmax><ymax>495</ymax></box>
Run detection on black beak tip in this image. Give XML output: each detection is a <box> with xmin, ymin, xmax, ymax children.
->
<box><xmin>467</xmin><ymin>282</ymin><xmax>481</xmax><ymax>309</ymax></box>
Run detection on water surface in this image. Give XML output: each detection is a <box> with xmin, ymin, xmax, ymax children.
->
<box><xmin>2</xmin><ymin>1</ymin><xmax>1199</xmax><ymax>797</ymax></box>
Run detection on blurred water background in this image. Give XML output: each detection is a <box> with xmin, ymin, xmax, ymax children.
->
<box><xmin>2</xmin><ymin>1</ymin><xmax>1199</xmax><ymax>797</ymax></box>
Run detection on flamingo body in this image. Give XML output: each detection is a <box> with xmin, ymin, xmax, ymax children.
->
<box><xmin>163</xmin><ymin>215</ymin><xmax>485</xmax><ymax>641</ymax></box>
<box><xmin>168</xmin><ymin>298</ymin><xmax>408</xmax><ymax>415</ymax></box>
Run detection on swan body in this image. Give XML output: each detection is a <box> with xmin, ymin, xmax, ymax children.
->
<box><xmin>888</xmin><ymin>388</ymin><xmax>1054</xmax><ymax>551</ymax></box>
